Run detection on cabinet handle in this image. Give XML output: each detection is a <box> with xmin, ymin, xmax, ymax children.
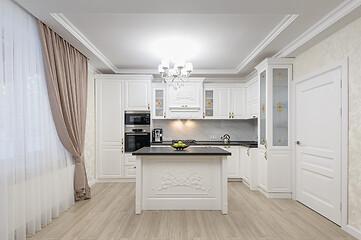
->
<box><xmin>232</xmin><ymin>112</ymin><xmax>234</xmax><ymax>118</ymax></box>
<box><xmin>133</xmin><ymin>166</ymin><xmax>136</xmax><ymax>169</ymax></box>
<box><xmin>122</xmin><ymin>138</ymin><xmax>124</xmax><ymax>145</ymax></box>
<box><xmin>264</xmin><ymin>140</ymin><xmax>267</xmax><ymax>149</ymax></box>
<box><xmin>224</xmin><ymin>146</ymin><xmax>230</xmax><ymax>149</ymax></box>
<box><xmin>247</xmin><ymin>148</ymin><xmax>250</xmax><ymax>156</ymax></box>
<box><xmin>229</xmin><ymin>112</ymin><xmax>231</xmax><ymax>119</ymax></box>
<box><xmin>253</xmin><ymin>115</ymin><xmax>257</xmax><ymax>118</ymax></box>
<box><xmin>163</xmin><ymin>112</ymin><xmax>166</xmax><ymax>118</ymax></box>
<box><xmin>203</xmin><ymin>112</ymin><xmax>205</xmax><ymax>119</ymax></box>
<box><xmin>122</xmin><ymin>147</ymin><xmax>124</xmax><ymax>153</ymax></box>
<box><xmin>148</xmin><ymin>103</ymin><xmax>150</xmax><ymax>110</ymax></box>
<box><xmin>264</xmin><ymin>151</ymin><xmax>267</xmax><ymax>160</ymax></box>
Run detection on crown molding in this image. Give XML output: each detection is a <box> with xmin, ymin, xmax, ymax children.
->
<box><xmin>235</xmin><ymin>14</ymin><xmax>298</xmax><ymax>74</ymax></box>
<box><xmin>274</xmin><ymin>0</ymin><xmax>361</xmax><ymax>58</ymax></box>
<box><xmin>51</xmin><ymin>13</ymin><xmax>118</xmax><ymax>73</ymax></box>
<box><xmin>116</xmin><ymin>68</ymin><xmax>236</xmax><ymax>75</ymax></box>
<box><xmin>88</xmin><ymin>64</ymin><xmax>101</xmax><ymax>74</ymax></box>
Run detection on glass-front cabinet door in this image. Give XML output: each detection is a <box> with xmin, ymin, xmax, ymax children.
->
<box><xmin>204</xmin><ymin>89</ymin><xmax>214</xmax><ymax>118</ymax></box>
<box><xmin>153</xmin><ymin>88</ymin><xmax>166</xmax><ymax>119</ymax></box>
<box><xmin>272</xmin><ymin>68</ymin><xmax>289</xmax><ymax>147</ymax></box>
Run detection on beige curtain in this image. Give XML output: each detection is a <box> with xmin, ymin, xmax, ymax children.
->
<box><xmin>37</xmin><ymin>20</ymin><xmax>91</xmax><ymax>201</ymax></box>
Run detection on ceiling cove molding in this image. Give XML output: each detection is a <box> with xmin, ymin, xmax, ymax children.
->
<box><xmin>116</xmin><ymin>68</ymin><xmax>237</xmax><ymax>75</ymax></box>
<box><xmin>235</xmin><ymin>14</ymin><xmax>298</xmax><ymax>74</ymax></box>
<box><xmin>88</xmin><ymin>64</ymin><xmax>101</xmax><ymax>74</ymax></box>
<box><xmin>274</xmin><ymin>0</ymin><xmax>361</xmax><ymax>58</ymax></box>
<box><xmin>51</xmin><ymin>13</ymin><xmax>118</xmax><ymax>73</ymax></box>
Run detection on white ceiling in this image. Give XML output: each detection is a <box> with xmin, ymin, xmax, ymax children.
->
<box><xmin>14</xmin><ymin>0</ymin><xmax>361</xmax><ymax>78</ymax></box>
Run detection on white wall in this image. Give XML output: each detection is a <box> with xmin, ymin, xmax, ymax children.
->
<box><xmin>84</xmin><ymin>71</ymin><xmax>96</xmax><ymax>183</ymax></box>
<box><xmin>293</xmin><ymin>16</ymin><xmax>361</xmax><ymax>232</ymax></box>
<box><xmin>153</xmin><ymin>119</ymin><xmax>257</xmax><ymax>141</ymax></box>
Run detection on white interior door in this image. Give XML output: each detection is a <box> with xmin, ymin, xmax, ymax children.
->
<box><xmin>295</xmin><ymin>67</ymin><xmax>342</xmax><ymax>225</ymax></box>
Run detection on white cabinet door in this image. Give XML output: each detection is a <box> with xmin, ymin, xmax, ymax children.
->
<box><xmin>258</xmin><ymin>148</ymin><xmax>267</xmax><ymax>191</ymax></box>
<box><xmin>247</xmin><ymin>80</ymin><xmax>259</xmax><ymax>119</ymax></box>
<box><xmin>152</xmin><ymin>86</ymin><xmax>166</xmax><ymax>119</ymax></box>
<box><xmin>96</xmin><ymin>79</ymin><xmax>124</xmax><ymax>178</ymax></box>
<box><xmin>232</xmin><ymin>88</ymin><xmax>246</xmax><ymax>119</ymax></box>
<box><xmin>224</xmin><ymin>146</ymin><xmax>240</xmax><ymax>178</ymax></box>
<box><xmin>240</xmin><ymin>146</ymin><xmax>250</xmax><ymax>184</ymax></box>
<box><xmin>125</xmin><ymin>80</ymin><xmax>151</xmax><ymax>110</ymax></box>
<box><xmin>216</xmin><ymin>88</ymin><xmax>231</xmax><ymax>119</ymax></box>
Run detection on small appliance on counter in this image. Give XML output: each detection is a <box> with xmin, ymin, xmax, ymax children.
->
<box><xmin>221</xmin><ymin>134</ymin><xmax>231</xmax><ymax>144</ymax></box>
<box><xmin>152</xmin><ymin>128</ymin><xmax>163</xmax><ymax>143</ymax></box>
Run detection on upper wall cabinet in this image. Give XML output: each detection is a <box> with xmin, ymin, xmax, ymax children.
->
<box><xmin>203</xmin><ymin>84</ymin><xmax>246</xmax><ymax>120</ymax></box>
<box><xmin>152</xmin><ymin>83</ymin><xmax>166</xmax><ymax>119</ymax></box>
<box><xmin>246</xmin><ymin>77</ymin><xmax>259</xmax><ymax>119</ymax></box>
<box><xmin>124</xmin><ymin>78</ymin><xmax>152</xmax><ymax>111</ymax></box>
<box><xmin>166</xmin><ymin>79</ymin><xmax>204</xmax><ymax>119</ymax></box>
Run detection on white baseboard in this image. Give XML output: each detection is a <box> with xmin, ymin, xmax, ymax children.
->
<box><xmin>345</xmin><ymin>225</ymin><xmax>361</xmax><ymax>240</ymax></box>
<box><xmin>259</xmin><ymin>188</ymin><xmax>292</xmax><ymax>199</ymax></box>
<box><xmin>228</xmin><ymin>178</ymin><xmax>242</xmax><ymax>182</ymax></box>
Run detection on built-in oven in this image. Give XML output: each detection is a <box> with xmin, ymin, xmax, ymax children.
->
<box><xmin>124</xmin><ymin>111</ymin><xmax>151</xmax><ymax>152</ymax></box>
<box><xmin>125</xmin><ymin>112</ymin><xmax>150</xmax><ymax>126</ymax></box>
<box><xmin>125</xmin><ymin>130</ymin><xmax>150</xmax><ymax>153</ymax></box>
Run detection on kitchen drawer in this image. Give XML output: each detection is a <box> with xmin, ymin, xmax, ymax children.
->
<box><xmin>124</xmin><ymin>153</ymin><xmax>136</xmax><ymax>165</ymax></box>
<box><xmin>124</xmin><ymin>165</ymin><xmax>137</xmax><ymax>178</ymax></box>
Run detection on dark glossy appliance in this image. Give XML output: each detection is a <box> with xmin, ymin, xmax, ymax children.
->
<box><xmin>124</xmin><ymin>111</ymin><xmax>150</xmax><ymax>152</ymax></box>
<box><xmin>125</xmin><ymin>111</ymin><xmax>150</xmax><ymax>126</ymax></box>
<box><xmin>152</xmin><ymin>128</ymin><xmax>163</xmax><ymax>143</ymax></box>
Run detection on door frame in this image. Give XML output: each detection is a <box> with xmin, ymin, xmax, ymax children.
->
<box><xmin>291</xmin><ymin>58</ymin><xmax>349</xmax><ymax>228</ymax></box>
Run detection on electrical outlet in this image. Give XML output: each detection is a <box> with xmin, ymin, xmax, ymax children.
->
<box><xmin>210</xmin><ymin>135</ymin><xmax>216</xmax><ymax>140</ymax></box>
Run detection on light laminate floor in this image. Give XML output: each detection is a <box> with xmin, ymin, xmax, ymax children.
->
<box><xmin>27</xmin><ymin>182</ymin><xmax>356</xmax><ymax>240</ymax></box>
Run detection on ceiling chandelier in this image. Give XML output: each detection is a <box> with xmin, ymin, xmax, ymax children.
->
<box><xmin>158</xmin><ymin>59</ymin><xmax>193</xmax><ymax>89</ymax></box>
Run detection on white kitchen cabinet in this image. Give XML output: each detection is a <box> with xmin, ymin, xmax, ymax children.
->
<box><xmin>246</xmin><ymin>78</ymin><xmax>259</xmax><ymax>119</ymax></box>
<box><xmin>125</xmin><ymin>79</ymin><xmax>151</xmax><ymax>111</ymax></box>
<box><xmin>203</xmin><ymin>84</ymin><xmax>246</xmax><ymax>120</ymax></box>
<box><xmin>232</xmin><ymin>87</ymin><xmax>246</xmax><ymax>119</ymax></box>
<box><xmin>255</xmin><ymin>58</ymin><xmax>293</xmax><ymax>198</ymax></box>
<box><xmin>222</xmin><ymin>146</ymin><xmax>240</xmax><ymax>178</ymax></box>
<box><xmin>217</xmin><ymin>88</ymin><xmax>232</xmax><ymax>119</ymax></box>
<box><xmin>152</xmin><ymin>84</ymin><xmax>166</xmax><ymax>119</ymax></box>
<box><xmin>96</xmin><ymin>78</ymin><xmax>124</xmax><ymax>179</ymax></box>
<box><xmin>124</xmin><ymin>153</ymin><xmax>136</xmax><ymax>178</ymax></box>
<box><xmin>166</xmin><ymin>79</ymin><xmax>204</xmax><ymax>119</ymax></box>
<box><xmin>240</xmin><ymin>146</ymin><xmax>259</xmax><ymax>190</ymax></box>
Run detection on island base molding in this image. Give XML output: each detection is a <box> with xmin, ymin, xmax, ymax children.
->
<box><xmin>135</xmin><ymin>155</ymin><xmax>228</xmax><ymax>215</ymax></box>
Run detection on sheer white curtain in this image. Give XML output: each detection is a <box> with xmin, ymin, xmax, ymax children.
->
<box><xmin>0</xmin><ymin>0</ymin><xmax>75</xmax><ymax>239</ymax></box>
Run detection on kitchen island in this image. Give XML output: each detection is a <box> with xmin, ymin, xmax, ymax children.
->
<box><xmin>132</xmin><ymin>147</ymin><xmax>231</xmax><ymax>214</ymax></box>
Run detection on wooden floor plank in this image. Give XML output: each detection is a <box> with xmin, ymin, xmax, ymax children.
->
<box><xmin>27</xmin><ymin>182</ymin><xmax>357</xmax><ymax>240</ymax></box>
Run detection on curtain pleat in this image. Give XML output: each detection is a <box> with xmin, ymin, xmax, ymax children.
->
<box><xmin>37</xmin><ymin>20</ymin><xmax>91</xmax><ymax>201</ymax></box>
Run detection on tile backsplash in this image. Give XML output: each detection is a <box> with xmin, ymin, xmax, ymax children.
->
<box><xmin>152</xmin><ymin>119</ymin><xmax>257</xmax><ymax>141</ymax></box>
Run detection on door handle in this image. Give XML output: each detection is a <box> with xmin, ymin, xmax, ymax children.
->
<box><xmin>295</xmin><ymin>140</ymin><xmax>300</xmax><ymax>145</ymax></box>
<box><xmin>229</xmin><ymin>112</ymin><xmax>231</xmax><ymax>119</ymax></box>
<box><xmin>232</xmin><ymin>112</ymin><xmax>234</xmax><ymax>118</ymax></box>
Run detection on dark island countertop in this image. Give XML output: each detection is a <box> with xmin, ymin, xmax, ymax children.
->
<box><xmin>151</xmin><ymin>141</ymin><xmax>258</xmax><ymax>148</ymax></box>
<box><xmin>132</xmin><ymin>147</ymin><xmax>232</xmax><ymax>156</ymax></box>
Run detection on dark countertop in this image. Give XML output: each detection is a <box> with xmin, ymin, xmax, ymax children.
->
<box><xmin>132</xmin><ymin>147</ymin><xmax>232</xmax><ymax>156</ymax></box>
<box><xmin>151</xmin><ymin>141</ymin><xmax>258</xmax><ymax>148</ymax></box>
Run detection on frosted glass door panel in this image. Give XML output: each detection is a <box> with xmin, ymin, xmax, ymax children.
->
<box><xmin>205</xmin><ymin>90</ymin><xmax>214</xmax><ymax>117</ymax></box>
<box><xmin>273</xmin><ymin>68</ymin><xmax>288</xmax><ymax>146</ymax></box>
<box><xmin>155</xmin><ymin>89</ymin><xmax>164</xmax><ymax>117</ymax></box>
<box><xmin>260</xmin><ymin>71</ymin><xmax>266</xmax><ymax>145</ymax></box>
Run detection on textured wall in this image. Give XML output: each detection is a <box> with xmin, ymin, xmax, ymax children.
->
<box><xmin>153</xmin><ymin>119</ymin><xmax>258</xmax><ymax>141</ymax></box>
<box><xmin>84</xmin><ymin>71</ymin><xmax>96</xmax><ymax>183</ymax></box>
<box><xmin>293</xmin><ymin>16</ymin><xmax>361</xmax><ymax>231</ymax></box>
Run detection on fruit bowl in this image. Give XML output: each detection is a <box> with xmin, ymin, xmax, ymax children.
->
<box><xmin>171</xmin><ymin>145</ymin><xmax>189</xmax><ymax>151</ymax></box>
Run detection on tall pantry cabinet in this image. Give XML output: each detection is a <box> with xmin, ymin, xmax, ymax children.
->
<box><xmin>255</xmin><ymin>58</ymin><xmax>293</xmax><ymax>198</ymax></box>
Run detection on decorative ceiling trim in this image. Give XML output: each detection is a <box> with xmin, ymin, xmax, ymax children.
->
<box><xmin>116</xmin><ymin>68</ymin><xmax>237</xmax><ymax>75</ymax></box>
<box><xmin>235</xmin><ymin>14</ymin><xmax>298</xmax><ymax>74</ymax></box>
<box><xmin>88</xmin><ymin>64</ymin><xmax>101</xmax><ymax>74</ymax></box>
<box><xmin>51</xmin><ymin>13</ymin><xmax>118</xmax><ymax>73</ymax></box>
<box><xmin>274</xmin><ymin>0</ymin><xmax>361</xmax><ymax>58</ymax></box>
